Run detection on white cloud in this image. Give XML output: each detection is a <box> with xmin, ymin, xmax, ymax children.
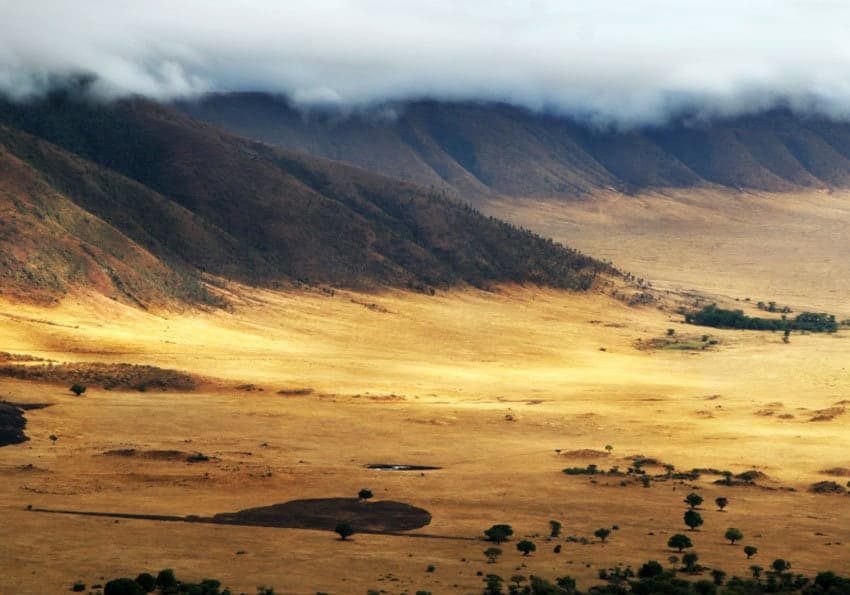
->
<box><xmin>3</xmin><ymin>0</ymin><xmax>850</xmax><ymax>124</ymax></box>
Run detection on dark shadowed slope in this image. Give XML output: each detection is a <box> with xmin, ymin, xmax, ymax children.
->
<box><xmin>0</xmin><ymin>94</ymin><xmax>612</xmax><ymax>305</ymax></box>
<box><xmin>182</xmin><ymin>93</ymin><xmax>850</xmax><ymax>198</ymax></box>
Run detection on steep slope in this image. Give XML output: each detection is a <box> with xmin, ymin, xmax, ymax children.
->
<box><xmin>0</xmin><ymin>94</ymin><xmax>611</xmax><ymax>305</ymax></box>
<box><xmin>182</xmin><ymin>93</ymin><xmax>850</xmax><ymax>198</ymax></box>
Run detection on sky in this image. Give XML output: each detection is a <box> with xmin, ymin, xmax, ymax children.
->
<box><xmin>2</xmin><ymin>0</ymin><xmax>850</xmax><ymax>125</ymax></box>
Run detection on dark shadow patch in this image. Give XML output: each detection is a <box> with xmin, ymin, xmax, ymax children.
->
<box><xmin>0</xmin><ymin>400</ymin><xmax>29</xmax><ymax>446</ymax></box>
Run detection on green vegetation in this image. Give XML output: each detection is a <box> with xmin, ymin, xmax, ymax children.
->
<box><xmin>744</xmin><ymin>545</ymin><xmax>758</xmax><ymax>559</ymax></box>
<box><xmin>715</xmin><ymin>497</ymin><xmax>728</xmax><ymax>511</ymax></box>
<box><xmin>685</xmin><ymin>493</ymin><xmax>704</xmax><ymax>509</ymax></box>
<box><xmin>484</xmin><ymin>524</ymin><xmax>514</xmax><ymax>543</ymax></box>
<box><xmin>685</xmin><ymin>304</ymin><xmax>838</xmax><ymax>333</ymax></box>
<box><xmin>358</xmin><ymin>488</ymin><xmax>374</xmax><ymax>501</ymax></box>
<box><xmin>483</xmin><ymin>547</ymin><xmax>502</xmax><ymax>564</ymax></box>
<box><xmin>594</xmin><ymin>528</ymin><xmax>611</xmax><ymax>543</ymax></box>
<box><xmin>725</xmin><ymin>528</ymin><xmax>743</xmax><ymax>545</ymax></box>
<box><xmin>668</xmin><ymin>534</ymin><xmax>693</xmax><ymax>552</ymax></box>
<box><xmin>334</xmin><ymin>522</ymin><xmax>354</xmax><ymax>540</ymax></box>
<box><xmin>70</xmin><ymin>383</ymin><xmax>86</xmax><ymax>396</ymax></box>
<box><xmin>549</xmin><ymin>520</ymin><xmax>562</xmax><ymax>538</ymax></box>
<box><xmin>684</xmin><ymin>510</ymin><xmax>704</xmax><ymax>531</ymax></box>
<box><xmin>516</xmin><ymin>540</ymin><xmax>537</xmax><ymax>556</ymax></box>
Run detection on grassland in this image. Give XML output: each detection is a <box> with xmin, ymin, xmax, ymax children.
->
<box><xmin>0</xmin><ymin>275</ymin><xmax>849</xmax><ymax>593</ymax></box>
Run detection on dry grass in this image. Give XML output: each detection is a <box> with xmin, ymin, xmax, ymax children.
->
<box><xmin>0</xmin><ymin>282</ymin><xmax>849</xmax><ymax>593</ymax></box>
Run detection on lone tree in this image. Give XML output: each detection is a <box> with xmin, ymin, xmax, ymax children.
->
<box><xmin>684</xmin><ymin>510</ymin><xmax>704</xmax><ymax>531</ymax></box>
<box><xmin>715</xmin><ymin>497</ymin><xmax>728</xmax><ymax>511</ymax></box>
<box><xmin>334</xmin><ymin>522</ymin><xmax>355</xmax><ymax>540</ymax></box>
<box><xmin>667</xmin><ymin>534</ymin><xmax>693</xmax><ymax>552</ymax></box>
<box><xmin>516</xmin><ymin>540</ymin><xmax>536</xmax><ymax>556</ymax></box>
<box><xmin>70</xmin><ymin>383</ymin><xmax>86</xmax><ymax>396</ymax></box>
<box><xmin>685</xmin><ymin>492</ymin><xmax>704</xmax><ymax>509</ymax></box>
<box><xmin>484</xmin><ymin>547</ymin><xmax>502</xmax><ymax>564</ymax></box>
<box><xmin>744</xmin><ymin>545</ymin><xmax>758</xmax><ymax>559</ymax></box>
<box><xmin>549</xmin><ymin>520</ymin><xmax>562</xmax><ymax>538</ymax></box>
<box><xmin>484</xmin><ymin>524</ymin><xmax>514</xmax><ymax>543</ymax></box>
<box><xmin>594</xmin><ymin>528</ymin><xmax>611</xmax><ymax>543</ymax></box>
<box><xmin>358</xmin><ymin>488</ymin><xmax>373</xmax><ymax>501</ymax></box>
<box><xmin>725</xmin><ymin>528</ymin><xmax>743</xmax><ymax>545</ymax></box>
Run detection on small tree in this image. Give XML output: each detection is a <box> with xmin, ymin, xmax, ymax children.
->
<box><xmin>358</xmin><ymin>489</ymin><xmax>373</xmax><ymax>502</ymax></box>
<box><xmin>744</xmin><ymin>545</ymin><xmax>758</xmax><ymax>559</ymax></box>
<box><xmin>605</xmin><ymin>444</ymin><xmax>614</xmax><ymax>454</ymax></box>
<box><xmin>516</xmin><ymin>540</ymin><xmax>536</xmax><ymax>556</ymax></box>
<box><xmin>685</xmin><ymin>492</ymin><xmax>703</xmax><ymax>509</ymax></box>
<box><xmin>335</xmin><ymin>522</ymin><xmax>354</xmax><ymax>540</ymax></box>
<box><xmin>724</xmin><ymin>528</ymin><xmax>743</xmax><ymax>545</ymax></box>
<box><xmin>682</xmin><ymin>552</ymin><xmax>699</xmax><ymax>572</ymax></box>
<box><xmin>751</xmin><ymin>566</ymin><xmax>763</xmax><ymax>580</ymax></box>
<box><xmin>594</xmin><ymin>528</ymin><xmax>611</xmax><ymax>543</ymax></box>
<box><xmin>70</xmin><ymin>383</ymin><xmax>86</xmax><ymax>396</ymax></box>
<box><xmin>549</xmin><ymin>520</ymin><xmax>562</xmax><ymax>538</ymax></box>
<box><xmin>684</xmin><ymin>510</ymin><xmax>703</xmax><ymax>531</ymax></box>
<box><xmin>715</xmin><ymin>497</ymin><xmax>728</xmax><ymax>511</ymax></box>
<box><xmin>711</xmin><ymin>569</ymin><xmax>726</xmax><ymax>586</ymax></box>
<box><xmin>484</xmin><ymin>524</ymin><xmax>513</xmax><ymax>543</ymax></box>
<box><xmin>484</xmin><ymin>547</ymin><xmax>502</xmax><ymax>564</ymax></box>
<box><xmin>667</xmin><ymin>534</ymin><xmax>693</xmax><ymax>552</ymax></box>
<box><xmin>772</xmin><ymin>559</ymin><xmax>791</xmax><ymax>573</ymax></box>
<box><xmin>49</xmin><ymin>434</ymin><xmax>58</xmax><ymax>445</ymax></box>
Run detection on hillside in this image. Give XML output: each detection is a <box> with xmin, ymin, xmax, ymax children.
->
<box><xmin>0</xmin><ymin>94</ymin><xmax>613</xmax><ymax>306</ymax></box>
<box><xmin>182</xmin><ymin>93</ymin><xmax>850</xmax><ymax>198</ymax></box>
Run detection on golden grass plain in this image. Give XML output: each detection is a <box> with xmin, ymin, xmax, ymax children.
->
<box><xmin>0</xmin><ymin>273</ymin><xmax>849</xmax><ymax>594</ymax></box>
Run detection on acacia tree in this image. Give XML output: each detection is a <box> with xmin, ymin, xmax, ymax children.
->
<box><xmin>715</xmin><ymin>497</ymin><xmax>728</xmax><ymax>511</ymax></box>
<box><xmin>744</xmin><ymin>545</ymin><xmax>758</xmax><ymax>559</ymax></box>
<box><xmin>484</xmin><ymin>524</ymin><xmax>514</xmax><ymax>543</ymax></box>
<box><xmin>725</xmin><ymin>528</ymin><xmax>743</xmax><ymax>545</ymax></box>
<box><xmin>594</xmin><ymin>528</ymin><xmax>611</xmax><ymax>543</ymax></box>
<box><xmin>685</xmin><ymin>493</ymin><xmax>704</xmax><ymax>509</ymax></box>
<box><xmin>684</xmin><ymin>510</ymin><xmax>704</xmax><ymax>531</ymax></box>
<box><xmin>667</xmin><ymin>534</ymin><xmax>693</xmax><ymax>552</ymax></box>
<box><xmin>358</xmin><ymin>489</ymin><xmax>373</xmax><ymax>501</ymax></box>
<box><xmin>70</xmin><ymin>383</ymin><xmax>86</xmax><ymax>396</ymax></box>
<box><xmin>516</xmin><ymin>540</ymin><xmax>536</xmax><ymax>556</ymax></box>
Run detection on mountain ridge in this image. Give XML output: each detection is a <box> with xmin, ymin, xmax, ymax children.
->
<box><xmin>180</xmin><ymin>93</ymin><xmax>850</xmax><ymax>199</ymax></box>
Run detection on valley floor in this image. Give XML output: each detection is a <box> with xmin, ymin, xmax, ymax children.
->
<box><xmin>0</xmin><ymin>286</ymin><xmax>849</xmax><ymax>593</ymax></box>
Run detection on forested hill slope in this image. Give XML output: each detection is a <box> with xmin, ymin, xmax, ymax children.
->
<box><xmin>0</xmin><ymin>94</ymin><xmax>612</xmax><ymax>306</ymax></box>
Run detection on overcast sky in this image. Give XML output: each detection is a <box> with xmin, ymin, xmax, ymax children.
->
<box><xmin>2</xmin><ymin>0</ymin><xmax>850</xmax><ymax>125</ymax></box>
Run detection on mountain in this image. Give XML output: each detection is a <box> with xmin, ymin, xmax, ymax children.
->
<box><xmin>181</xmin><ymin>93</ymin><xmax>850</xmax><ymax>198</ymax></box>
<box><xmin>0</xmin><ymin>93</ymin><xmax>611</xmax><ymax>307</ymax></box>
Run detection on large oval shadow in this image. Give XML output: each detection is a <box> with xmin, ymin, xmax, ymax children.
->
<box><xmin>212</xmin><ymin>498</ymin><xmax>431</xmax><ymax>533</ymax></box>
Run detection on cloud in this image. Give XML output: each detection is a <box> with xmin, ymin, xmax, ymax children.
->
<box><xmin>3</xmin><ymin>0</ymin><xmax>850</xmax><ymax>125</ymax></box>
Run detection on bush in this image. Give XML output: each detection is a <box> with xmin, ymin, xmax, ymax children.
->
<box><xmin>516</xmin><ymin>540</ymin><xmax>536</xmax><ymax>556</ymax></box>
<box><xmin>134</xmin><ymin>573</ymin><xmax>156</xmax><ymax>592</ymax></box>
<box><xmin>667</xmin><ymin>534</ymin><xmax>693</xmax><ymax>552</ymax></box>
<box><xmin>70</xmin><ymin>383</ymin><xmax>86</xmax><ymax>396</ymax></box>
<box><xmin>549</xmin><ymin>520</ymin><xmax>562</xmax><ymax>538</ymax></box>
<box><xmin>358</xmin><ymin>488</ymin><xmax>373</xmax><ymax>501</ymax></box>
<box><xmin>744</xmin><ymin>545</ymin><xmax>758</xmax><ymax>559</ymax></box>
<box><xmin>725</xmin><ymin>527</ymin><xmax>743</xmax><ymax>544</ymax></box>
<box><xmin>71</xmin><ymin>582</ymin><xmax>86</xmax><ymax>592</ymax></box>
<box><xmin>484</xmin><ymin>524</ymin><xmax>513</xmax><ymax>543</ymax></box>
<box><xmin>334</xmin><ymin>522</ymin><xmax>354</xmax><ymax>540</ymax></box>
<box><xmin>156</xmin><ymin>569</ymin><xmax>177</xmax><ymax>591</ymax></box>
<box><xmin>104</xmin><ymin>578</ymin><xmax>144</xmax><ymax>595</ymax></box>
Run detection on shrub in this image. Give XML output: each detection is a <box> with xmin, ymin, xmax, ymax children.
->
<box><xmin>104</xmin><ymin>578</ymin><xmax>144</xmax><ymax>595</ymax></box>
<box><xmin>549</xmin><ymin>520</ymin><xmax>562</xmax><ymax>538</ymax></box>
<box><xmin>71</xmin><ymin>582</ymin><xmax>86</xmax><ymax>592</ymax></box>
<box><xmin>134</xmin><ymin>573</ymin><xmax>156</xmax><ymax>592</ymax></box>
<box><xmin>715</xmin><ymin>497</ymin><xmax>728</xmax><ymax>511</ymax></box>
<box><xmin>70</xmin><ymin>383</ymin><xmax>86</xmax><ymax>396</ymax></box>
<box><xmin>484</xmin><ymin>547</ymin><xmax>502</xmax><ymax>563</ymax></box>
<box><xmin>684</xmin><ymin>492</ymin><xmax>703</xmax><ymax>509</ymax></box>
<box><xmin>358</xmin><ymin>488</ymin><xmax>373</xmax><ymax>501</ymax></box>
<box><xmin>744</xmin><ymin>545</ymin><xmax>758</xmax><ymax>559</ymax></box>
<box><xmin>594</xmin><ymin>528</ymin><xmax>611</xmax><ymax>543</ymax></box>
